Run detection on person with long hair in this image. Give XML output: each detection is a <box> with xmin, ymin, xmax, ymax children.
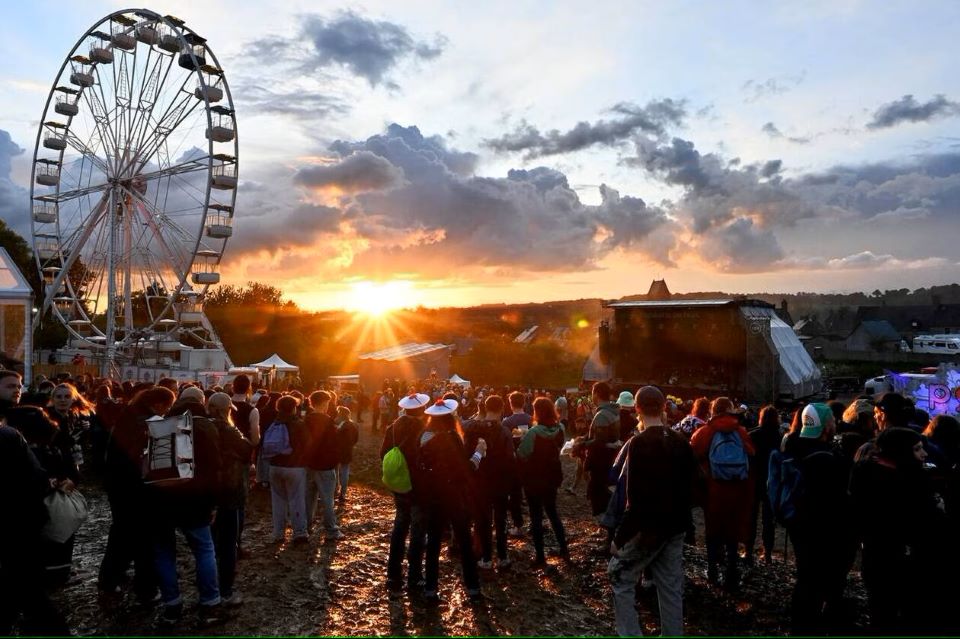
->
<box><xmin>851</xmin><ymin>426</ymin><xmax>949</xmax><ymax>633</ymax></box>
<box><xmin>746</xmin><ymin>405</ymin><xmax>781</xmax><ymax>564</ymax></box>
<box><xmin>207</xmin><ymin>392</ymin><xmax>253</xmax><ymax>605</ymax></box>
<box><xmin>418</xmin><ymin>399</ymin><xmax>485</xmax><ymax>605</ymax></box>
<box><xmin>47</xmin><ymin>382</ymin><xmax>94</xmax><ymax>471</ymax></box>
<box><xmin>518</xmin><ymin>397</ymin><xmax>569</xmax><ymax>566</ymax></box>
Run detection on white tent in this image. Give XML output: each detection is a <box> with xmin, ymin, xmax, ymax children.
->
<box><xmin>0</xmin><ymin>247</ymin><xmax>32</xmax><ymax>382</ymax></box>
<box><xmin>449</xmin><ymin>373</ymin><xmax>471</xmax><ymax>388</ymax></box>
<box><xmin>249</xmin><ymin>353</ymin><xmax>299</xmax><ymax>372</ymax></box>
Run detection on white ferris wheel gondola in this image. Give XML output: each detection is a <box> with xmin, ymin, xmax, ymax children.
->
<box><xmin>29</xmin><ymin>8</ymin><xmax>238</xmax><ymax>371</ymax></box>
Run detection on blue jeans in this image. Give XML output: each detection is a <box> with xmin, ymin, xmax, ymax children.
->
<box><xmin>336</xmin><ymin>463</ymin><xmax>350</xmax><ymax>498</ymax></box>
<box><xmin>387</xmin><ymin>492</ymin><xmax>424</xmax><ymax>587</ymax></box>
<box><xmin>269</xmin><ymin>466</ymin><xmax>308</xmax><ymax>539</ymax></box>
<box><xmin>154</xmin><ymin>524</ymin><xmax>220</xmax><ymax>607</ymax></box>
<box><xmin>306</xmin><ymin>469</ymin><xmax>340</xmax><ymax>534</ymax></box>
<box><xmin>212</xmin><ymin>508</ymin><xmax>239</xmax><ymax>599</ymax></box>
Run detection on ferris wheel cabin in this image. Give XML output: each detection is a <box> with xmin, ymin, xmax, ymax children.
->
<box><xmin>205</xmin><ymin>203</ymin><xmax>233</xmax><ymax>238</ymax></box>
<box><xmin>34</xmin><ymin>159</ymin><xmax>60</xmax><ymax>186</ymax></box>
<box><xmin>32</xmin><ymin>200</ymin><xmax>57</xmax><ymax>224</ymax></box>
<box><xmin>54</xmin><ymin>87</ymin><xmax>80</xmax><ymax>116</ymax></box>
<box><xmin>42</xmin><ymin>121</ymin><xmax>68</xmax><ymax>151</ymax></box>
<box><xmin>195</xmin><ymin>66</ymin><xmax>224</xmax><ymax>103</ymax></box>
<box><xmin>68</xmin><ymin>56</ymin><xmax>94</xmax><ymax>88</ymax></box>
<box><xmin>211</xmin><ymin>155</ymin><xmax>237</xmax><ymax>189</ymax></box>
<box><xmin>88</xmin><ymin>31</ymin><xmax>114</xmax><ymax>64</ymax></box>
<box><xmin>178</xmin><ymin>33</ymin><xmax>207</xmax><ymax>70</ymax></box>
<box><xmin>192</xmin><ymin>250</ymin><xmax>221</xmax><ymax>285</ymax></box>
<box><xmin>110</xmin><ymin>15</ymin><xmax>137</xmax><ymax>50</ymax></box>
<box><xmin>206</xmin><ymin>106</ymin><xmax>235</xmax><ymax>143</ymax></box>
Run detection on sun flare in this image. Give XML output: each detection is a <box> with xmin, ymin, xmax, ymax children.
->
<box><xmin>347</xmin><ymin>280</ymin><xmax>413</xmax><ymax>316</ymax></box>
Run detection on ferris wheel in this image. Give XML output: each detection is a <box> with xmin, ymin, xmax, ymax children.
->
<box><xmin>29</xmin><ymin>8</ymin><xmax>237</xmax><ymax>361</ymax></box>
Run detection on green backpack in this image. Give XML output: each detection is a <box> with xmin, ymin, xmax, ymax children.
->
<box><xmin>382</xmin><ymin>426</ymin><xmax>412</xmax><ymax>494</ymax></box>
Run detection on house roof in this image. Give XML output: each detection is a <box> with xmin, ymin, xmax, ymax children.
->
<box><xmin>855</xmin><ymin>320</ymin><xmax>901</xmax><ymax>341</ymax></box>
<box><xmin>358</xmin><ymin>342</ymin><xmax>450</xmax><ymax>362</ymax></box>
<box><xmin>857</xmin><ymin>304</ymin><xmax>960</xmax><ymax>332</ymax></box>
<box><xmin>606</xmin><ymin>298</ymin><xmax>774</xmax><ymax>310</ymax></box>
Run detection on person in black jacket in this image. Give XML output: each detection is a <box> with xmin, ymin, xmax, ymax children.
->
<box><xmin>304</xmin><ymin>391</ymin><xmax>342</xmax><ymax>541</ymax></box>
<box><xmin>207</xmin><ymin>392</ymin><xmax>253</xmax><ymax>606</ymax></box>
<box><xmin>418</xmin><ymin>399</ymin><xmax>486</xmax><ymax>605</ymax></box>
<box><xmin>463</xmin><ymin>395</ymin><xmax>515</xmax><ymax>569</ymax></box>
<box><xmin>746</xmin><ymin>405</ymin><xmax>780</xmax><ymax>565</ymax></box>
<box><xmin>334</xmin><ymin>406</ymin><xmax>359</xmax><ymax>505</ymax></box>
<box><xmin>783</xmin><ymin>403</ymin><xmax>855</xmax><ymax>635</ymax></box>
<box><xmin>0</xmin><ymin>419</ymin><xmax>69</xmax><ymax>635</ymax></box>
<box><xmin>267</xmin><ymin>395</ymin><xmax>310</xmax><ymax>544</ymax></box>
<box><xmin>851</xmin><ymin>426</ymin><xmax>948</xmax><ymax>634</ymax></box>
<box><xmin>517</xmin><ymin>397</ymin><xmax>569</xmax><ymax>567</ymax></box>
<box><xmin>609</xmin><ymin>386</ymin><xmax>696</xmax><ymax>637</ymax></box>
<box><xmin>380</xmin><ymin>392</ymin><xmax>429</xmax><ymax>595</ymax></box>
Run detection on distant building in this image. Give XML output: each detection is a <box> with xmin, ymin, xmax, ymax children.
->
<box><xmin>845</xmin><ymin>320</ymin><xmax>902</xmax><ymax>352</ymax></box>
<box><xmin>646</xmin><ymin>279</ymin><xmax>672</xmax><ymax>301</ymax></box>
<box><xmin>856</xmin><ymin>301</ymin><xmax>960</xmax><ymax>340</ymax></box>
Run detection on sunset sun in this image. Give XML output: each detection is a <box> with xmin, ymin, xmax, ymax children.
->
<box><xmin>347</xmin><ymin>280</ymin><xmax>413</xmax><ymax>316</ymax></box>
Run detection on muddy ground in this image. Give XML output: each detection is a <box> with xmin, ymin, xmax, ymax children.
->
<box><xmin>53</xmin><ymin>416</ymin><xmax>869</xmax><ymax>636</ymax></box>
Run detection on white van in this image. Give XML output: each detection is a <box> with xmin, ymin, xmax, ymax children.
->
<box><xmin>911</xmin><ymin>335</ymin><xmax>960</xmax><ymax>355</ymax></box>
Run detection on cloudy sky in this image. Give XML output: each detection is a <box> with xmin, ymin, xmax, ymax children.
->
<box><xmin>2</xmin><ymin>1</ymin><xmax>959</xmax><ymax>310</ymax></box>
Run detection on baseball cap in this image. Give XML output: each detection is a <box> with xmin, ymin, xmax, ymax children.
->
<box><xmin>800</xmin><ymin>403</ymin><xmax>833</xmax><ymax>439</ymax></box>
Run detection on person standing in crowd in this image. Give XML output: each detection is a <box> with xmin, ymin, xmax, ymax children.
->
<box><xmin>46</xmin><ymin>382</ymin><xmax>93</xmax><ymax>472</ymax></box>
<box><xmin>463</xmin><ymin>394</ymin><xmax>515</xmax><ymax>569</ymax></box>
<box><xmin>231</xmin><ymin>375</ymin><xmax>260</xmax><ymax>556</ymax></box>
<box><xmin>517</xmin><ymin>397</ymin><xmax>569</xmax><ymax>566</ymax></box>
<box><xmin>99</xmin><ymin>386</ymin><xmax>172</xmax><ymax>602</ymax></box>
<box><xmin>418</xmin><ymin>399</ymin><xmax>485</xmax><ymax>604</ymax></box>
<box><xmin>782</xmin><ymin>403</ymin><xmax>855</xmax><ymax>634</ymax></box>
<box><xmin>586</xmin><ymin>382</ymin><xmax>622</xmax><ymax>520</ymax></box>
<box><xmin>502</xmin><ymin>391</ymin><xmax>532</xmax><ymax>536</ymax></box>
<box><xmin>690</xmin><ymin>397</ymin><xmax>755</xmax><ymax>591</ymax></box>
<box><xmin>334</xmin><ymin>406</ymin><xmax>359</xmax><ymax>505</ymax></box>
<box><xmin>851</xmin><ymin>426</ymin><xmax>948</xmax><ymax>633</ymax></box>
<box><xmin>207</xmin><ymin>392</ymin><xmax>253</xmax><ymax>606</ymax></box>
<box><xmin>381</xmin><ymin>393</ymin><xmax>430</xmax><ymax>596</ymax></box>
<box><xmin>153</xmin><ymin>386</ymin><xmax>223</xmax><ymax>625</ymax></box>
<box><xmin>371</xmin><ymin>390</ymin><xmax>382</xmax><ymax>433</ymax></box>
<box><xmin>0</xmin><ymin>369</ymin><xmax>23</xmax><ymax>418</ymax></box>
<box><xmin>304</xmin><ymin>391</ymin><xmax>343</xmax><ymax>541</ymax></box>
<box><xmin>616</xmin><ymin>391</ymin><xmax>639</xmax><ymax>442</ymax></box>
<box><xmin>856</xmin><ymin>392</ymin><xmax>913</xmax><ymax>462</ymax></box>
<box><xmin>674</xmin><ymin>397</ymin><xmax>710</xmax><ymax>439</ymax></box>
<box><xmin>746</xmin><ymin>405</ymin><xmax>781</xmax><ymax>565</ymax></box>
<box><xmin>266</xmin><ymin>395</ymin><xmax>309</xmax><ymax>544</ymax></box>
<box><xmin>555</xmin><ymin>391</ymin><xmax>569</xmax><ymax>431</ymax></box>
<box><xmin>608</xmin><ymin>386</ymin><xmax>696</xmax><ymax>637</ymax></box>
<box><xmin>0</xmin><ymin>412</ymin><xmax>69</xmax><ymax>635</ymax></box>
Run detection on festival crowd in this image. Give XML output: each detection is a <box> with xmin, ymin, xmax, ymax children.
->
<box><xmin>0</xmin><ymin>368</ymin><xmax>957</xmax><ymax>636</ymax></box>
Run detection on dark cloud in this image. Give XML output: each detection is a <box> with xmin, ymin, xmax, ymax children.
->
<box><xmin>742</xmin><ymin>73</ymin><xmax>805</xmax><ymax>103</ymax></box>
<box><xmin>230</xmin><ymin>125</ymin><xmax>676</xmax><ymax>274</ymax></box>
<box><xmin>247</xmin><ymin>10</ymin><xmax>446</xmax><ymax>87</ymax></box>
<box><xmin>229</xmin><ymin>201</ymin><xmax>345</xmax><ymax>257</ymax></box>
<box><xmin>698</xmin><ymin>217</ymin><xmax>784</xmax><ymax>273</ymax></box>
<box><xmin>238</xmin><ymin>84</ymin><xmax>349</xmax><ymax>118</ymax></box>
<box><xmin>0</xmin><ymin>129</ymin><xmax>28</xmax><ymax>237</ymax></box>
<box><xmin>867</xmin><ymin>94</ymin><xmax>960</xmax><ymax>130</ymax></box>
<box><xmin>761</xmin><ymin>121</ymin><xmax>810</xmax><ymax>144</ymax></box>
<box><xmin>483</xmin><ymin>98</ymin><xmax>686</xmax><ymax>159</ymax></box>
<box><xmin>759</xmin><ymin>159</ymin><xmax>783</xmax><ymax>179</ymax></box>
<box><xmin>293</xmin><ymin>151</ymin><xmax>405</xmax><ymax>193</ymax></box>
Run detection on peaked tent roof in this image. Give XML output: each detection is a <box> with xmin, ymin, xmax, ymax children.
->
<box><xmin>249</xmin><ymin>353</ymin><xmax>299</xmax><ymax>371</ymax></box>
<box><xmin>0</xmin><ymin>247</ymin><xmax>32</xmax><ymax>300</ymax></box>
<box><xmin>449</xmin><ymin>373</ymin><xmax>470</xmax><ymax>385</ymax></box>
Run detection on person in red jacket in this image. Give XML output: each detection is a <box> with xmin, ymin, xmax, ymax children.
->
<box><xmin>690</xmin><ymin>397</ymin><xmax>755</xmax><ymax>591</ymax></box>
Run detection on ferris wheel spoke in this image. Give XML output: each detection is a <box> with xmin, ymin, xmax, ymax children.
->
<box><xmin>40</xmin><ymin>193</ymin><xmax>109</xmax><ymax>315</ymax></box>
<box><xmin>63</xmin><ymin>130</ymin><xmax>111</xmax><ymax>175</ymax></box>
<box><xmin>131</xmin><ymin>91</ymin><xmax>205</xmax><ymax>175</ymax></box>
<box><xmin>50</xmin><ymin>181</ymin><xmax>112</xmax><ymax>203</ymax></box>
<box><xmin>122</xmin><ymin>187</ymin><xmax>191</xmax><ymax>277</ymax></box>
<box><xmin>137</xmin><ymin>155</ymin><xmax>210</xmax><ymax>182</ymax></box>
<box><xmin>128</xmin><ymin>187</ymin><xmax>199</xmax><ymax>257</ymax></box>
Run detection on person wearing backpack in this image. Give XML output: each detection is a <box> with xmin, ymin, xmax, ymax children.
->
<box><xmin>417</xmin><ymin>399</ymin><xmax>486</xmax><ymax>605</ymax></box>
<box><xmin>690</xmin><ymin>396</ymin><xmax>755</xmax><ymax>591</ymax></box>
<box><xmin>265</xmin><ymin>395</ymin><xmax>309</xmax><ymax>545</ymax></box>
<box><xmin>153</xmin><ymin>386</ymin><xmax>223</xmax><ymax>625</ymax></box>
<box><xmin>231</xmin><ymin>375</ymin><xmax>259</xmax><ymax>557</ymax></box>
<box><xmin>776</xmin><ymin>402</ymin><xmax>856</xmax><ymax>634</ymax></box>
<box><xmin>379</xmin><ymin>392</ymin><xmax>430</xmax><ymax>596</ymax></box>
<box><xmin>463</xmin><ymin>394</ymin><xmax>515</xmax><ymax>569</ymax></box>
<box><xmin>517</xmin><ymin>397</ymin><xmax>569</xmax><ymax>567</ymax></box>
